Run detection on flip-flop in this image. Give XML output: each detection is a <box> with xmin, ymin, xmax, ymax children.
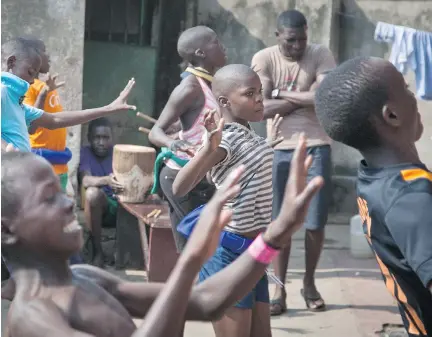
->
<box><xmin>270</xmin><ymin>296</ymin><xmax>287</xmax><ymax>316</ymax></box>
<box><xmin>300</xmin><ymin>288</ymin><xmax>326</xmax><ymax>312</ymax></box>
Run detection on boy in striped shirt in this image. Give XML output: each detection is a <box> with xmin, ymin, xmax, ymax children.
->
<box><xmin>172</xmin><ymin>64</ymin><xmax>322</xmax><ymax>337</ymax></box>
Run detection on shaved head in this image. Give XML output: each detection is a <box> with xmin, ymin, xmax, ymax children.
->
<box><xmin>177</xmin><ymin>26</ymin><xmax>216</xmax><ymax>61</ymax></box>
<box><xmin>315</xmin><ymin>57</ymin><xmax>395</xmax><ymax>150</ymax></box>
<box><xmin>2</xmin><ymin>38</ymin><xmax>40</xmax><ymax>69</ymax></box>
<box><xmin>2</xmin><ymin>38</ymin><xmax>41</xmax><ymax>82</ymax></box>
<box><xmin>277</xmin><ymin>10</ymin><xmax>307</xmax><ymax>31</ymax></box>
<box><xmin>1</xmin><ymin>152</ymin><xmax>43</xmax><ymax>219</ymax></box>
<box><xmin>212</xmin><ymin>64</ymin><xmax>259</xmax><ymax>97</ymax></box>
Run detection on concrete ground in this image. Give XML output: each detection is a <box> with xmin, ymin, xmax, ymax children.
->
<box><xmin>1</xmin><ymin>225</ymin><xmax>405</xmax><ymax>337</ymax></box>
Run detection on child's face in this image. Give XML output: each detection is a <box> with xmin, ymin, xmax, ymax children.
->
<box><xmin>202</xmin><ymin>33</ymin><xmax>227</xmax><ymax>69</ymax></box>
<box><xmin>385</xmin><ymin>65</ymin><xmax>422</xmax><ymax>143</ymax></box>
<box><xmin>4</xmin><ymin>158</ymin><xmax>82</xmax><ymax>258</ymax></box>
<box><xmin>224</xmin><ymin>73</ymin><xmax>264</xmax><ymax>122</ymax></box>
<box><xmin>89</xmin><ymin>126</ymin><xmax>113</xmax><ymax>158</ymax></box>
<box><xmin>38</xmin><ymin>44</ymin><xmax>51</xmax><ymax>74</ymax></box>
<box><xmin>9</xmin><ymin>56</ymin><xmax>41</xmax><ymax>84</ymax></box>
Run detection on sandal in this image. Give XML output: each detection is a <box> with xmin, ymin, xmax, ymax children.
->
<box><xmin>300</xmin><ymin>288</ymin><xmax>326</xmax><ymax>312</ymax></box>
<box><xmin>270</xmin><ymin>293</ymin><xmax>287</xmax><ymax>316</ymax></box>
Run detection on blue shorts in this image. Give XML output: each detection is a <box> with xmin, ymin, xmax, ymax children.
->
<box><xmin>198</xmin><ymin>245</ymin><xmax>269</xmax><ymax>309</ymax></box>
<box><xmin>272</xmin><ymin>145</ymin><xmax>332</xmax><ymax>230</ymax></box>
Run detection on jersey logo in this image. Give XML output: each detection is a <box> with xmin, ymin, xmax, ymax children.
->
<box><xmin>400</xmin><ymin>168</ymin><xmax>432</xmax><ymax>182</ymax></box>
<box><xmin>357</xmin><ymin>197</ymin><xmax>371</xmax><ymax>238</ymax></box>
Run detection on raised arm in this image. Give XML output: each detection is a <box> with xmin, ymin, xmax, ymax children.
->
<box><xmin>172</xmin><ymin>111</ymin><xmax>226</xmax><ymax>197</ymax></box>
<box><xmin>73</xmin><ymin>135</ymin><xmax>323</xmax><ymax>322</ymax></box>
<box><xmin>134</xmin><ymin>167</ymin><xmax>243</xmax><ymax>337</ymax></box>
<box><xmin>251</xmin><ymin>52</ymin><xmax>297</xmax><ymax>119</ymax></box>
<box><xmin>148</xmin><ymin>79</ymin><xmax>200</xmax><ymax>155</ymax></box>
<box><xmin>30</xmin><ymin>79</ymin><xmax>136</xmax><ymax>130</ymax></box>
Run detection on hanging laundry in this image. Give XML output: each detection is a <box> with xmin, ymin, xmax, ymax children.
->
<box><xmin>375</xmin><ymin>22</ymin><xmax>432</xmax><ymax>100</ymax></box>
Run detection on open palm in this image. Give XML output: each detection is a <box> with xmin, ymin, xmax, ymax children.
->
<box><xmin>204</xmin><ymin>109</ymin><xmax>224</xmax><ymax>151</ymax></box>
<box><xmin>108</xmin><ymin>78</ymin><xmax>137</xmax><ymax>111</ymax></box>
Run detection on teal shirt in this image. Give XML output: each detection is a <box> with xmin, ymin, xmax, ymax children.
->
<box><xmin>1</xmin><ymin>72</ymin><xmax>44</xmax><ymax>151</ymax></box>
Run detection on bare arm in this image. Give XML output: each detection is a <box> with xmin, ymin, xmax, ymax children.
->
<box><xmin>34</xmin><ymin>86</ymin><xmax>49</xmax><ymax>109</ymax></box>
<box><xmin>172</xmin><ymin>146</ymin><xmax>226</xmax><ymax>197</ymax></box>
<box><xmin>81</xmin><ymin>172</ymin><xmax>110</xmax><ymax>189</ymax></box>
<box><xmin>277</xmin><ymin>74</ymin><xmax>326</xmax><ymax>107</ymax></box>
<box><xmin>31</xmin><ymin>79</ymin><xmax>136</xmax><ymax>130</ymax></box>
<box><xmin>251</xmin><ymin>52</ymin><xmax>297</xmax><ymax>119</ymax></box>
<box><xmin>28</xmin><ymin>88</ymin><xmax>49</xmax><ymax>134</ymax></box>
<box><xmin>261</xmin><ymin>78</ymin><xmax>297</xmax><ymax>119</ymax></box>
<box><xmin>132</xmin><ymin>256</ymin><xmax>201</xmax><ymax>336</ymax></box>
<box><xmin>148</xmin><ymin>80</ymin><xmax>200</xmax><ymax>150</ymax></box>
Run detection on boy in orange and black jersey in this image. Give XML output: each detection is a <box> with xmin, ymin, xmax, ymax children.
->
<box><xmin>315</xmin><ymin>56</ymin><xmax>432</xmax><ymax>337</ymax></box>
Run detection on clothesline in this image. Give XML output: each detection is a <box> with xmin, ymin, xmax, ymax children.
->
<box><xmin>335</xmin><ymin>11</ymin><xmax>430</xmax><ymax>33</ymax></box>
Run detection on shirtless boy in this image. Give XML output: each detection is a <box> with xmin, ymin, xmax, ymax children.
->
<box><xmin>149</xmin><ymin>26</ymin><xmax>226</xmax><ymax>252</ymax></box>
<box><xmin>2</xmin><ymin>127</ymin><xmax>320</xmax><ymax>337</ymax></box>
<box><xmin>172</xmin><ymin>64</ymin><xmax>323</xmax><ymax>337</ymax></box>
<box><xmin>315</xmin><ymin>56</ymin><xmax>432</xmax><ymax>336</ymax></box>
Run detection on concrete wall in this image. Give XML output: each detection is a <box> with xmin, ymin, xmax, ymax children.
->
<box><xmin>2</xmin><ymin>0</ymin><xmax>86</xmax><ymax>193</ymax></box>
<box><xmin>81</xmin><ymin>41</ymin><xmax>157</xmax><ymax>147</ymax></box>
<box><xmin>189</xmin><ymin>0</ymin><xmax>432</xmax><ymax>218</ymax></box>
<box><xmin>338</xmin><ymin>0</ymin><xmax>432</xmax><ymax>172</ymax></box>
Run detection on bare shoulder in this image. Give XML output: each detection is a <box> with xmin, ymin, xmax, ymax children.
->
<box><xmin>71</xmin><ymin>264</ymin><xmax>123</xmax><ymax>291</ymax></box>
<box><xmin>174</xmin><ymin>75</ymin><xmax>202</xmax><ymax>96</ymax></box>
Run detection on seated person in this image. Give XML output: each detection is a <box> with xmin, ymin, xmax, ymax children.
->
<box><xmin>78</xmin><ymin>117</ymin><xmax>123</xmax><ymax>267</ymax></box>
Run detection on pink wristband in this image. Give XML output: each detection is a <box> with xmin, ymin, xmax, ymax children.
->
<box><xmin>248</xmin><ymin>234</ymin><xmax>279</xmax><ymax>264</ymax></box>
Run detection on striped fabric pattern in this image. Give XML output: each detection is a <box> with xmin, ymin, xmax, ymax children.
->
<box><xmin>211</xmin><ymin>123</ymin><xmax>274</xmax><ymax>233</ymax></box>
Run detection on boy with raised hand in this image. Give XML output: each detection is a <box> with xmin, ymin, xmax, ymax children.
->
<box><xmin>149</xmin><ymin>26</ymin><xmax>226</xmax><ymax>252</ymax></box>
<box><xmin>1</xmin><ymin>38</ymin><xmax>136</xmax><ymax>153</ymax></box>
<box><xmin>172</xmin><ymin>64</ymin><xmax>323</xmax><ymax>337</ymax></box>
<box><xmin>315</xmin><ymin>56</ymin><xmax>431</xmax><ymax>337</ymax></box>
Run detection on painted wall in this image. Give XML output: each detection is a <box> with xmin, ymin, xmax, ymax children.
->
<box><xmin>189</xmin><ymin>0</ymin><xmax>432</xmax><ymax>218</ymax></box>
<box><xmin>2</xmin><ymin>0</ymin><xmax>86</xmax><ymax>193</ymax></box>
<box><xmin>81</xmin><ymin>41</ymin><xmax>157</xmax><ymax>147</ymax></box>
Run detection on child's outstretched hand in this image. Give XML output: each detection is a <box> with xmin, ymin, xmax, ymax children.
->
<box><xmin>44</xmin><ymin>73</ymin><xmax>65</xmax><ymax>91</ymax></box>
<box><xmin>108</xmin><ymin>78</ymin><xmax>137</xmax><ymax>112</ymax></box>
<box><xmin>267</xmin><ymin>114</ymin><xmax>284</xmax><ymax>148</ymax></box>
<box><xmin>182</xmin><ymin>165</ymin><xmax>244</xmax><ymax>264</ymax></box>
<box><xmin>204</xmin><ymin>109</ymin><xmax>224</xmax><ymax>151</ymax></box>
<box><xmin>263</xmin><ymin>134</ymin><xmax>324</xmax><ymax>248</ymax></box>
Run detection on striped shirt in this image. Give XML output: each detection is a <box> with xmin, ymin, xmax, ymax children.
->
<box><xmin>210</xmin><ymin>123</ymin><xmax>274</xmax><ymax>234</ymax></box>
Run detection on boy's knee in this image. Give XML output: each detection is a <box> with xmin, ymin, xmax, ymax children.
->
<box><xmin>85</xmin><ymin>187</ymin><xmax>105</xmax><ymax>206</ymax></box>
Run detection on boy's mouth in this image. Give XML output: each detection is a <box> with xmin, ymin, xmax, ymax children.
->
<box><xmin>63</xmin><ymin>219</ymin><xmax>82</xmax><ymax>234</ymax></box>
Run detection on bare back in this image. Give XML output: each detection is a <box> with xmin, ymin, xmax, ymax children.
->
<box><xmin>179</xmin><ymin>75</ymin><xmax>206</xmax><ymax>129</ymax></box>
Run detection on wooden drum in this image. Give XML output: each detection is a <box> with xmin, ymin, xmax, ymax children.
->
<box><xmin>112</xmin><ymin>144</ymin><xmax>156</xmax><ymax>203</ymax></box>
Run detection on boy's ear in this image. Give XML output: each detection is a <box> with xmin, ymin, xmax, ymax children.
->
<box><xmin>217</xmin><ymin>96</ymin><xmax>230</xmax><ymax>108</ymax></box>
<box><xmin>6</xmin><ymin>55</ymin><xmax>16</xmax><ymax>71</ymax></box>
<box><xmin>275</xmin><ymin>31</ymin><xmax>280</xmax><ymax>38</ymax></box>
<box><xmin>382</xmin><ymin>103</ymin><xmax>401</xmax><ymax>127</ymax></box>
<box><xmin>1</xmin><ymin>218</ymin><xmax>18</xmax><ymax>246</ymax></box>
<box><xmin>194</xmin><ymin>48</ymin><xmax>206</xmax><ymax>59</ymax></box>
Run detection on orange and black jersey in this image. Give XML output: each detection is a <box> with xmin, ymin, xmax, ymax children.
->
<box><xmin>357</xmin><ymin>161</ymin><xmax>432</xmax><ymax>337</ymax></box>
